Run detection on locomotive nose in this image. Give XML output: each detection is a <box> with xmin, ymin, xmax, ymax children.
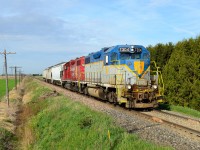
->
<box><xmin>134</xmin><ymin>61</ymin><xmax>144</xmax><ymax>77</ymax></box>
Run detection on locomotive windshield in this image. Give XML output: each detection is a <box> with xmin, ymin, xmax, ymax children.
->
<box><xmin>143</xmin><ymin>53</ymin><xmax>150</xmax><ymax>59</ymax></box>
<box><xmin>120</xmin><ymin>53</ymin><xmax>141</xmax><ymax>60</ymax></box>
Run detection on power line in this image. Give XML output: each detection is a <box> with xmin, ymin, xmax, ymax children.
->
<box><xmin>0</xmin><ymin>49</ymin><xmax>16</xmax><ymax>107</ymax></box>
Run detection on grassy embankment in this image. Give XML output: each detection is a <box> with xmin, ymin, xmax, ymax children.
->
<box><xmin>18</xmin><ymin>77</ymin><xmax>172</xmax><ymax>150</ymax></box>
<box><xmin>170</xmin><ymin>105</ymin><xmax>200</xmax><ymax>118</ymax></box>
<box><xmin>0</xmin><ymin>79</ymin><xmax>16</xmax><ymax>100</ymax></box>
<box><xmin>159</xmin><ymin>103</ymin><xmax>200</xmax><ymax>118</ymax></box>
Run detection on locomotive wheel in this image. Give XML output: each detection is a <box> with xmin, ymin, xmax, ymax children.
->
<box><xmin>107</xmin><ymin>92</ymin><xmax>117</xmax><ymax>104</ymax></box>
<box><xmin>127</xmin><ymin>97</ymin><xmax>134</xmax><ymax>110</ymax></box>
<box><xmin>83</xmin><ymin>87</ymin><xmax>88</xmax><ymax>95</ymax></box>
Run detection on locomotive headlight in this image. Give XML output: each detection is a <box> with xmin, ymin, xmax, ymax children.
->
<box><xmin>127</xmin><ymin>85</ymin><xmax>132</xmax><ymax>90</ymax></box>
<box><xmin>152</xmin><ymin>85</ymin><xmax>157</xmax><ymax>89</ymax></box>
<box><xmin>131</xmin><ymin>45</ymin><xmax>134</xmax><ymax>51</ymax></box>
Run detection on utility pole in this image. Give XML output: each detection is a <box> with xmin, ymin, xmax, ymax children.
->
<box><xmin>18</xmin><ymin>70</ymin><xmax>21</xmax><ymax>83</ymax></box>
<box><xmin>19</xmin><ymin>70</ymin><xmax>24</xmax><ymax>83</ymax></box>
<box><xmin>0</xmin><ymin>49</ymin><xmax>16</xmax><ymax>107</ymax></box>
<box><xmin>10</xmin><ymin>66</ymin><xmax>21</xmax><ymax>90</ymax></box>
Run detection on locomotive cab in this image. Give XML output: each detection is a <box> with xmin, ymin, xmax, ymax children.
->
<box><xmin>111</xmin><ymin>45</ymin><xmax>159</xmax><ymax>108</ymax></box>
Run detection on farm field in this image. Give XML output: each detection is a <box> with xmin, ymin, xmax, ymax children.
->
<box><xmin>0</xmin><ymin>79</ymin><xmax>16</xmax><ymax>100</ymax></box>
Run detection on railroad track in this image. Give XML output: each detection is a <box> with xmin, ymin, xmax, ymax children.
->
<box><xmin>141</xmin><ymin>110</ymin><xmax>200</xmax><ymax>138</ymax></box>
<box><xmin>155</xmin><ymin>110</ymin><xmax>200</xmax><ymax>123</ymax></box>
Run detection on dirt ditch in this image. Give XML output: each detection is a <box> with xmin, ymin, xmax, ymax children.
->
<box><xmin>0</xmin><ymin>83</ymin><xmax>24</xmax><ymax>149</ymax></box>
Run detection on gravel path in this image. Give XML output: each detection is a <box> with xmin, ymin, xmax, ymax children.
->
<box><xmin>38</xmin><ymin>80</ymin><xmax>200</xmax><ymax>150</ymax></box>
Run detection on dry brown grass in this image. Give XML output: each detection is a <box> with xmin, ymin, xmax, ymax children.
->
<box><xmin>15</xmin><ymin>81</ymin><xmax>36</xmax><ymax>149</ymax></box>
<box><xmin>9</xmin><ymin>89</ymin><xmax>22</xmax><ymax>101</ymax></box>
<box><xmin>22</xmin><ymin>92</ymin><xmax>33</xmax><ymax>104</ymax></box>
<box><xmin>0</xmin><ymin>83</ymin><xmax>23</xmax><ymax>133</ymax></box>
<box><xmin>0</xmin><ymin>100</ymin><xmax>19</xmax><ymax>133</ymax></box>
<box><xmin>0</xmin><ymin>77</ymin><xmax>36</xmax><ymax>149</ymax></box>
<box><xmin>20</xmin><ymin>126</ymin><xmax>34</xmax><ymax>150</ymax></box>
<box><xmin>16</xmin><ymin>104</ymin><xmax>35</xmax><ymax>150</ymax></box>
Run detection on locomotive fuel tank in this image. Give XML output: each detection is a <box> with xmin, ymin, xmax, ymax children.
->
<box><xmin>87</xmin><ymin>88</ymin><xmax>106</xmax><ymax>100</ymax></box>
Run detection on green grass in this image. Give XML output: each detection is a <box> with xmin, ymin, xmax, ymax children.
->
<box><xmin>29</xmin><ymin>98</ymin><xmax>171</xmax><ymax>150</ymax></box>
<box><xmin>0</xmin><ymin>79</ymin><xmax>16</xmax><ymax>100</ymax></box>
<box><xmin>0</xmin><ymin>127</ymin><xmax>17</xmax><ymax>150</ymax></box>
<box><xmin>21</xmin><ymin>78</ymin><xmax>172</xmax><ymax>150</ymax></box>
<box><xmin>158</xmin><ymin>103</ymin><xmax>200</xmax><ymax>118</ymax></box>
<box><xmin>170</xmin><ymin>105</ymin><xmax>200</xmax><ymax>118</ymax></box>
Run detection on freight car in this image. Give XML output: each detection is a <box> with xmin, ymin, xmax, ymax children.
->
<box><xmin>43</xmin><ymin>45</ymin><xmax>164</xmax><ymax>109</ymax></box>
<box><xmin>43</xmin><ymin>62</ymin><xmax>65</xmax><ymax>85</ymax></box>
<box><xmin>42</xmin><ymin>67</ymin><xmax>52</xmax><ymax>83</ymax></box>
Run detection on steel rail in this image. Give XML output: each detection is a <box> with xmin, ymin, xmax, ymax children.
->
<box><xmin>154</xmin><ymin>110</ymin><xmax>200</xmax><ymax>123</ymax></box>
<box><xmin>140</xmin><ymin>111</ymin><xmax>200</xmax><ymax>138</ymax></box>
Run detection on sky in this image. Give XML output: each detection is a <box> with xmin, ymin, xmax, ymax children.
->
<box><xmin>0</xmin><ymin>0</ymin><xmax>200</xmax><ymax>74</ymax></box>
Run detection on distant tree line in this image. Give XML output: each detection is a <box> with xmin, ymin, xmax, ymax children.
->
<box><xmin>147</xmin><ymin>36</ymin><xmax>200</xmax><ymax>111</ymax></box>
<box><xmin>32</xmin><ymin>74</ymin><xmax>42</xmax><ymax>76</ymax></box>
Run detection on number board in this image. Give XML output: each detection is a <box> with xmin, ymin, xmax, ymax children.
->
<box><xmin>132</xmin><ymin>48</ymin><xmax>142</xmax><ymax>53</ymax></box>
<box><xmin>119</xmin><ymin>47</ymin><xmax>142</xmax><ymax>53</ymax></box>
<box><xmin>119</xmin><ymin>47</ymin><xmax>130</xmax><ymax>52</ymax></box>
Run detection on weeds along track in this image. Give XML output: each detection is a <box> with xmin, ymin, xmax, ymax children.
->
<box><xmin>35</xmin><ymin>78</ymin><xmax>200</xmax><ymax>149</ymax></box>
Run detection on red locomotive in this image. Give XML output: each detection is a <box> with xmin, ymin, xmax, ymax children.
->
<box><xmin>62</xmin><ymin>56</ymin><xmax>85</xmax><ymax>91</ymax></box>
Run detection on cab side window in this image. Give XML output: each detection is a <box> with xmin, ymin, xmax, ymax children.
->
<box><xmin>111</xmin><ymin>52</ymin><xmax>118</xmax><ymax>64</ymax></box>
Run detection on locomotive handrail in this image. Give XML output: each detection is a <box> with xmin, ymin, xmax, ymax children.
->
<box><xmin>150</xmin><ymin>61</ymin><xmax>164</xmax><ymax>96</ymax></box>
